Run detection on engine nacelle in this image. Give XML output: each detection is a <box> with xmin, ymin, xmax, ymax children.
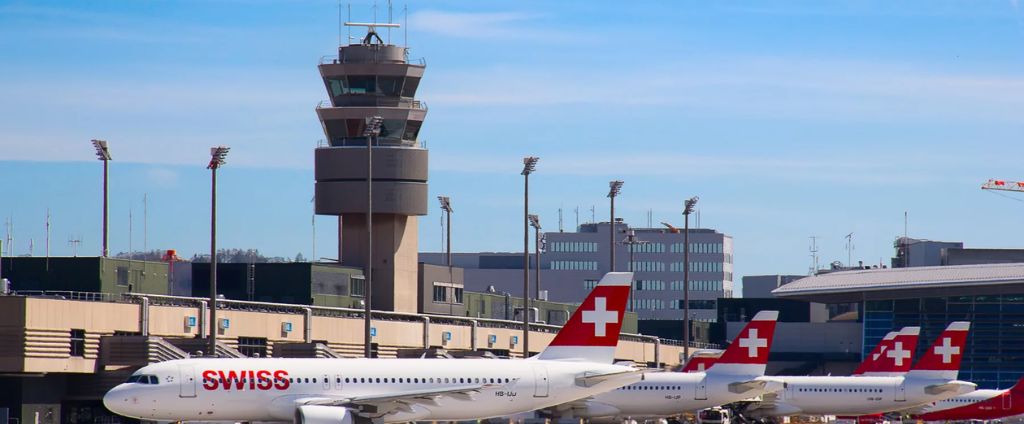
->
<box><xmin>295</xmin><ymin>405</ymin><xmax>354</xmax><ymax>424</ymax></box>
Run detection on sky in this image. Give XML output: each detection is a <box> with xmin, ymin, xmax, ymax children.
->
<box><xmin>2</xmin><ymin>0</ymin><xmax>1024</xmax><ymax>295</ymax></box>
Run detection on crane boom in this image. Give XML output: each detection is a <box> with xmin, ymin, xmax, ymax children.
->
<box><xmin>982</xmin><ymin>179</ymin><xmax>1024</xmax><ymax>193</ymax></box>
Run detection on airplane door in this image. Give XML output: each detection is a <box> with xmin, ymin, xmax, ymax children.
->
<box><xmin>179</xmin><ymin>365</ymin><xmax>197</xmax><ymax>398</ymax></box>
<box><xmin>894</xmin><ymin>382</ymin><xmax>905</xmax><ymax>402</ymax></box>
<box><xmin>1003</xmin><ymin>392</ymin><xmax>1012</xmax><ymax>410</ymax></box>
<box><xmin>532</xmin><ymin>365</ymin><xmax>549</xmax><ymax>398</ymax></box>
<box><xmin>695</xmin><ymin>376</ymin><xmax>708</xmax><ymax>400</ymax></box>
<box><xmin>323</xmin><ymin>374</ymin><xmax>330</xmax><ymax>391</ymax></box>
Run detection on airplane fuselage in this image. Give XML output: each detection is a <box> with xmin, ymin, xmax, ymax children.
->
<box><xmin>746</xmin><ymin>375</ymin><xmax>976</xmax><ymax>417</ymax></box>
<box><xmin>103</xmin><ymin>357</ymin><xmax>639</xmax><ymax>423</ymax></box>
<box><xmin>578</xmin><ymin>371</ymin><xmax>774</xmax><ymax>419</ymax></box>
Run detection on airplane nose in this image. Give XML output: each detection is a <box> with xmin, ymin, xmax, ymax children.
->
<box><xmin>102</xmin><ymin>384</ymin><xmax>132</xmax><ymax>417</ymax></box>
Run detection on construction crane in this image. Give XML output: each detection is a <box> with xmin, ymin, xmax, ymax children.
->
<box><xmin>660</xmin><ymin>221</ymin><xmax>680</xmax><ymax>234</ymax></box>
<box><xmin>982</xmin><ymin>179</ymin><xmax>1024</xmax><ymax>192</ymax></box>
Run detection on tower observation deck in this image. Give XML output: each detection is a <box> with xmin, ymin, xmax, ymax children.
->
<box><xmin>314</xmin><ymin>24</ymin><xmax>427</xmax><ymax>313</ymax></box>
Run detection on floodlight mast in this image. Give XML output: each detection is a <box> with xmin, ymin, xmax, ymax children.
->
<box><xmin>528</xmin><ymin>214</ymin><xmax>541</xmax><ymax>300</ymax></box>
<box><xmin>91</xmin><ymin>140</ymin><xmax>112</xmax><ymax>258</ymax></box>
<box><xmin>608</xmin><ymin>180</ymin><xmax>624</xmax><ymax>272</ymax></box>
<box><xmin>682</xmin><ymin>196</ymin><xmax>699</xmax><ymax>359</ymax></box>
<box><xmin>521</xmin><ymin>156</ymin><xmax>539</xmax><ymax>357</ymax></box>
<box><xmin>206</xmin><ymin>145</ymin><xmax>230</xmax><ymax>357</ymax></box>
<box><xmin>438</xmin><ymin>196</ymin><xmax>454</xmax><ymax>315</ymax></box>
<box><xmin>363</xmin><ymin>116</ymin><xmax>383</xmax><ymax>358</ymax></box>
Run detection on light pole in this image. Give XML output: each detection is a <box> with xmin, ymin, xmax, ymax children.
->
<box><xmin>528</xmin><ymin>214</ymin><xmax>541</xmax><ymax>300</ymax></box>
<box><xmin>363</xmin><ymin>116</ymin><xmax>383</xmax><ymax>358</ymax></box>
<box><xmin>621</xmin><ymin>229</ymin><xmax>649</xmax><ymax>312</ymax></box>
<box><xmin>608</xmin><ymin>180</ymin><xmax>624</xmax><ymax>272</ymax></box>
<box><xmin>207</xmin><ymin>145</ymin><xmax>230</xmax><ymax>357</ymax></box>
<box><xmin>682</xmin><ymin>196</ymin><xmax>698</xmax><ymax>359</ymax></box>
<box><xmin>521</xmin><ymin>156</ymin><xmax>539</xmax><ymax>357</ymax></box>
<box><xmin>438</xmin><ymin>196</ymin><xmax>453</xmax><ymax>315</ymax></box>
<box><xmin>91</xmin><ymin>140</ymin><xmax>112</xmax><ymax>257</ymax></box>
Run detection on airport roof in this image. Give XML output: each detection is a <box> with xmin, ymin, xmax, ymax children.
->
<box><xmin>772</xmin><ymin>263</ymin><xmax>1024</xmax><ymax>303</ymax></box>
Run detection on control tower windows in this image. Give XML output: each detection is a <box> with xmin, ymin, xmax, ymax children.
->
<box><xmin>327</xmin><ymin>76</ymin><xmax>414</xmax><ymax>98</ymax></box>
<box><xmin>327</xmin><ymin>119</ymin><xmax>424</xmax><ymax>146</ymax></box>
<box><xmin>401</xmin><ymin>77</ymin><xmax>421</xmax><ymax>97</ymax></box>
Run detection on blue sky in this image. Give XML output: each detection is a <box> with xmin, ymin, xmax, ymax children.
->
<box><xmin>2</xmin><ymin>1</ymin><xmax>1024</xmax><ymax>293</ymax></box>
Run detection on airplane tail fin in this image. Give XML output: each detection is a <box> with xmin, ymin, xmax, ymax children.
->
<box><xmin>706</xmin><ymin>310</ymin><xmax>778</xmax><ymax>375</ymax></box>
<box><xmin>536</xmin><ymin>272</ymin><xmax>632</xmax><ymax>363</ymax></box>
<box><xmin>853</xmin><ymin>331</ymin><xmax>897</xmax><ymax>376</ymax></box>
<box><xmin>1009</xmin><ymin>374</ymin><xmax>1024</xmax><ymax>395</ymax></box>
<box><xmin>907</xmin><ymin>322</ymin><xmax>969</xmax><ymax>381</ymax></box>
<box><xmin>680</xmin><ymin>350</ymin><xmax>722</xmax><ymax>373</ymax></box>
<box><xmin>856</xmin><ymin>326</ymin><xmax>920</xmax><ymax>376</ymax></box>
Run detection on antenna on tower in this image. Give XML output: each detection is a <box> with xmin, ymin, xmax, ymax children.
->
<box><xmin>403</xmin><ymin>4</ymin><xmax>408</xmax><ymax>47</ymax></box>
<box><xmin>143</xmin><ymin>193</ymin><xmax>148</xmax><ymax>253</ymax></box>
<box><xmin>68</xmin><ymin>235</ymin><xmax>82</xmax><ymax>257</ymax></box>
<box><xmin>809</xmin><ymin>236</ymin><xmax>819</xmax><ymax>275</ymax></box>
<box><xmin>590</xmin><ymin>205</ymin><xmax>595</xmax><ymax>223</ymax></box>
<box><xmin>844</xmin><ymin>232</ymin><xmax>854</xmax><ymax>267</ymax></box>
<box><xmin>387</xmin><ymin>0</ymin><xmax>393</xmax><ymax>43</ymax></box>
<box><xmin>347</xmin><ymin>3</ymin><xmax>352</xmax><ymax>44</ymax></box>
<box><xmin>558</xmin><ymin>207</ymin><xmax>564</xmax><ymax>232</ymax></box>
<box><xmin>45</xmin><ymin>208</ymin><xmax>50</xmax><ymax>270</ymax></box>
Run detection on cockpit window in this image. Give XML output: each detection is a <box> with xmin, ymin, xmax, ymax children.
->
<box><xmin>126</xmin><ymin>374</ymin><xmax>159</xmax><ymax>384</ymax></box>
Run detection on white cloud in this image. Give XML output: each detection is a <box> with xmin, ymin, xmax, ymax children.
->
<box><xmin>408</xmin><ymin>10</ymin><xmax>590</xmax><ymax>42</ymax></box>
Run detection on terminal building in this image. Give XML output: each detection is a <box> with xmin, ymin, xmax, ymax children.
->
<box><xmin>422</xmin><ymin>221</ymin><xmax>734</xmax><ymax>322</ymax></box>
<box><xmin>772</xmin><ymin>262</ymin><xmax>1024</xmax><ymax>389</ymax></box>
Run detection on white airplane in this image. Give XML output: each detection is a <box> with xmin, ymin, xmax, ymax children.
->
<box><xmin>103</xmin><ymin>272</ymin><xmax>643</xmax><ymax>423</ymax></box>
<box><xmin>743</xmin><ymin>322</ymin><xmax>977</xmax><ymax>418</ymax></box>
<box><xmin>558</xmin><ymin>310</ymin><xmax>784</xmax><ymax>421</ymax></box>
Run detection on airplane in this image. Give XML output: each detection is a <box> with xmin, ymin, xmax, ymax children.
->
<box><xmin>555</xmin><ymin>310</ymin><xmax>784</xmax><ymax>421</ymax></box>
<box><xmin>741</xmin><ymin>322</ymin><xmax>977</xmax><ymax>418</ymax></box>
<box><xmin>104</xmin><ymin>272</ymin><xmax>644</xmax><ymax>424</ymax></box>
<box><xmin>913</xmin><ymin>374</ymin><xmax>1024</xmax><ymax>421</ymax></box>
<box><xmin>852</xmin><ymin>326</ymin><xmax>920</xmax><ymax>377</ymax></box>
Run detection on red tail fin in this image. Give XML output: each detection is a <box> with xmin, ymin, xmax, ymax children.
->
<box><xmin>855</xmin><ymin>327</ymin><xmax>919</xmax><ymax>376</ymax></box>
<box><xmin>908</xmin><ymin>322</ymin><xmax>969</xmax><ymax>380</ymax></box>
<box><xmin>1009</xmin><ymin>374</ymin><xmax>1024</xmax><ymax>395</ymax></box>
<box><xmin>707</xmin><ymin>310</ymin><xmax>778</xmax><ymax>375</ymax></box>
<box><xmin>853</xmin><ymin>331</ymin><xmax>897</xmax><ymax>376</ymax></box>
<box><xmin>681</xmin><ymin>351</ymin><xmax>721</xmax><ymax>373</ymax></box>
<box><xmin>537</xmin><ymin>272</ymin><xmax>632</xmax><ymax>362</ymax></box>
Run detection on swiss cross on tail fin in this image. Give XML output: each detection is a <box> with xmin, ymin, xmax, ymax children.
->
<box><xmin>706</xmin><ymin>310</ymin><xmax>778</xmax><ymax>375</ymax></box>
<box><xmin>537</xmin><ymin>272</ymin><xmax>632</xmax><ymax>363</ymax></box>
<box><xmin>855</xmin><ymin>327</ymin><xmax>920</xmax><ymax>376</ymax></box>
<box><xmin>681</xmin><ymin>351</ymin><xmax>722</xmax><ymax>373</ymax></box>
<box><xmin>908</xmin><ymin>322</ymin><xmax>970</xmax><ymax>381</ymax></box>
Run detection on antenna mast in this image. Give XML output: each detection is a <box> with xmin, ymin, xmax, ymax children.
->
<box><xmin>808</xmin><ymin>236</ymin><xmax>819</xmax><ymax>275</ymax></box>
<box><xmin>558</xmin><ymin>207</ymin><xmax>564</xmax><ymax>232</ymax></box>
<box><xmin>845</xmin><ymin>232</ymin><xmax>854</xmax><ymax>267</ymax></box>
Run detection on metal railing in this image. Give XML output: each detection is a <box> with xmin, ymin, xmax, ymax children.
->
<box><xmin>5</xmin><ymin>290</ymin><xmax>720</xmax><ymax>350</ymax></box>
<box><xmin>319</xmin><ymin>54</ymin><xmax>426</xmax><ymax>66</ymax></box>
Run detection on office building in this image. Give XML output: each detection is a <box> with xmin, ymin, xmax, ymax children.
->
<box><xmin>422</xmin><ymin>220</ymin><xmax>733</xmax><ymax>321</ymax></box>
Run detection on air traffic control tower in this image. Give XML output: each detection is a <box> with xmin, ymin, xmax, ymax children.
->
<box><xmin>314</xmin><ymin>23</ymin><xmax>428</xmax><ymax>313</ymax></box>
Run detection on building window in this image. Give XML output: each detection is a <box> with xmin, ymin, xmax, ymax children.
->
<box><xmin>549</xmin><ymin>241</ymin><xmax>598</xmax><ymax>253</ymax></box>
<box><xmin>237</xmin><ymin>337</ymin><xmax>268</xmax><ymax>358</ymax></box>
<box><xmin>433</xmin><ymin>284</ymin><xmax>447</xmax><ymax>303</ymax></box>
<box><xmin>351</xmin><ymin>277</ymin><xmax>365</xmax><ymax>297</ymax></box>
<box><xmin>453</xmin><ymin>287</ymin><xmax>464</xmax><ymax>304</ymax></box>
<box><xmin>583</xmin><ymin>279</ymin><xmax>598</xmax><ymax>290</ymax></box>
<box><xmin>116</xmin><ymin>267</ymin><xmax>129</xmax><ymax>286</ymax></box>
<box><xmin>70</xmin><ymin>329</ymin><xmax>86</xmax><ymax>357</ymax></box>
<box><xmin>550</xmin><ymin>260</ymin><xmax>598</xmax><ymax>270</ymax></box>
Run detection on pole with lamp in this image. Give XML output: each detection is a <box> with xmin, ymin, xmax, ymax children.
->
<box><xmin>363</xmin><ymin>116</ymin><xmax>383</xmax><ymax>358</ymax></box>
<box><xmin>91</xmin><ymin>140</ymin><xmax>112</xmax><ymax>257</ymax></box>
<box><xmin>521</xmin><ymin>156</ymin><xmax>539</xmax><ymax>357</ymax></box>
<box><xmin>682</xmin><ymin>196</ymin><xmax>699</xmax><ymax>359</ymax></box>
<box><xmin>607</xmin><ymin>180</ymin><xmax>624</xmax><ymax>272</ymax></box>
<box><xmin>207</xmin><ymin>145</ymin><xmax>230</xmax><ymax>357</ymax></box>
<box><xmin>528</xmin><ymin>214</ymin><xmax>541</xmax><ymax>300</ymax></box>
<box><xmin>620</xmin><ymin>229</ymin><xmax>649</xmax><ymax>312</ymax></box>
<box><xmin>438</xmin><ymin>196</ymin><xmax>453</xmax><ymax>315</ymax></box>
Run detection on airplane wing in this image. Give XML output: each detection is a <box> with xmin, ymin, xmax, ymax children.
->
<box><xmin>575</xmin><ymin>368</ymin><xmax>647</xmax><ymax>387</ymax></box>
<box><xmin>728</xmin><ymin>377</ymin><xmax>785</xmax><ymax>395</ymax></box>
<box><xmin>299</xmin><ymin>385</ymin><xmax>495</xmax><ymax>407</ymax></box>
<box><xmin>925</xmin><ymin>382</ymin><xmax>973</xmax><ymax>395</ymax></box>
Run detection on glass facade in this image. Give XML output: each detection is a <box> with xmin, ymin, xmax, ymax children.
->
<box><xmin>863</xmin><ymin>294</ymin><xmax>1024</xmax><ymax>389</ymax></box>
